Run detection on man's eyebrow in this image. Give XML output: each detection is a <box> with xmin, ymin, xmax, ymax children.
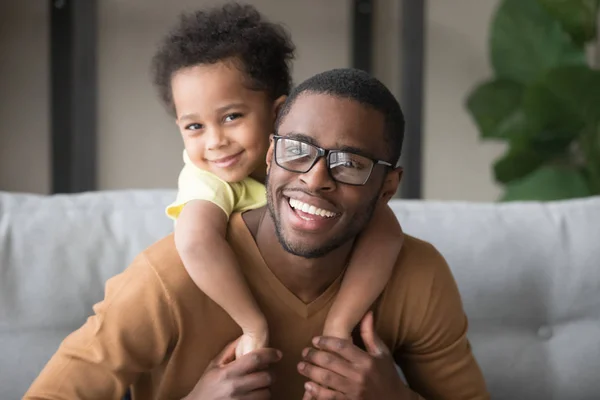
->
<box><xmin>335</xmin><ymin>144</ymin><xmax>377</xmax><ymax>160</ymax></box>
<box><xmin>283</xmin><ymin>132</ymin><xmax>318</xmax><ymax>145</ymax></box>
<box><xmin>282</xmin><ymin>132</ymin><xmax>379</xmax><ymax>160</ymax></box>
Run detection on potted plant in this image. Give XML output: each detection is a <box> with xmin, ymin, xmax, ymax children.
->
<box><xmin>466</xmin><ymin>0</ymin><xmax>600</xmax><ymax>201</ymax></box>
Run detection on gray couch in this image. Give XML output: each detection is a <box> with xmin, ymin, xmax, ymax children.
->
<box><xmin>1</xmin><ymin>190</ymin><xmax>599</xmax><ymax>399</ymax></box>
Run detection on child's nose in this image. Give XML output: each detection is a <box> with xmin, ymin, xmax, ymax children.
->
<box><xmin>205</xmin><ymin>127</ymin><xmax>229</xmax><ymax>150</ymax></box>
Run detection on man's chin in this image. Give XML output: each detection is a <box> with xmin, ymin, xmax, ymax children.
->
<box><xmin>274</xmin><ymin>223</ymin><xmax>346</xmax><ymax>259</ymax></box>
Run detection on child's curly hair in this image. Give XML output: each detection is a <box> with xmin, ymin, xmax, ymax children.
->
<box><xmin>151</xmin><ymin>2</ymin><xmax>296</xmax><ymax>116</ymax></box>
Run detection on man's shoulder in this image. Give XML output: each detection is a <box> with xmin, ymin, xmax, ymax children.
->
<box><xmin>376</xmin><ymin>235</ymin><xmax>461</xmax><ymax>347</ymax></box>
<box><xmin>137</xmin><ymin>234</ymin><xmax>199</xmax><ymax>298</ymax></box>
<box><xmin>394</xmin><ymin>234</ymin><xmax>449</xmax><ymax>279</ymax></box>
<box><xmin>381</xmin><ymin>234</ymin><xmax>455</xmax><ymax>308</ymax></box>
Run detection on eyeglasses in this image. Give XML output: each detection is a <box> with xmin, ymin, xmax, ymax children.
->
<box><xmin>272</xmin><ymin>135</ymin><xmax>393</xmax><ymax>186</ymax></box>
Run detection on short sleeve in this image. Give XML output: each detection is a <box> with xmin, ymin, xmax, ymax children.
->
<box><xmin>165</xmin><ymin>159</ymin><xmax>236</xmax><ymax>220</ymax></box>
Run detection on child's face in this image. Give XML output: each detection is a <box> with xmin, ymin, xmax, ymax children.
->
<box><xmin>172</xmin><ymin>60</ymin><xmax>279</xmax><ymax>183</ymax></box>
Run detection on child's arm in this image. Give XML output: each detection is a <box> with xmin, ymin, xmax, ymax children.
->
<box><xmin>323</xmin><ymin>203</ymin><xmax>404</xmax><ymax>339</ymax></box>
<box><xmin>175</xmin><ymin>200</ymin><xmax>268</xmax><ymax>357</ymax></box>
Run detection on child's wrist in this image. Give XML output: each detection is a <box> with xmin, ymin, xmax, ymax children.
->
<box><xmin>322</xmin><ymin>319</ymin><xmax>353</xmax><ymax>339</ymax></box>
<box><xmin>240</xmin><ymin>318</ymin><xmax>269</xmax><ymax>336</ymax></box>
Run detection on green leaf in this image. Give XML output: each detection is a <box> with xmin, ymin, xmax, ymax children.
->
<box><xmin>522</xmin><ymin>80</ymin><xmax>585</xmax><ymax>142</ymax></box>
<box><xmin>491</xmin><ymin>0</ymin><xmax>586</xmax><ymax>84</ymax></box>
<box><xmin>537</xmin><ymin>0</ymin><xmax>600</xmax><ymax>45</ymax></box>
<box><xmin>466</xmin><ymin>79</ymin><xmax>526</xmax><ymax>140</ymax></box>
<box><xmin>494</xmin><ymin>143</ymin><xmax>546</xmax><ymax>183</ymax></box>
<box><xmin>580</xmin><ymin>123</ymin><xmax>600</xmax><ymax>194</ymax></box>
<box><xmin>536</xmin><ymin>65</ymin><xmax>600</xmax><ymax>124</ymax></box>
<box><xmin>493</xmin><ymin>134</ymin><xmax>572</xmax><ymax>183</ymax></box>
<box><xmin>501</xmin><ymin>165</ymin><xmax>592</xmax><ymax>201</ymax></box>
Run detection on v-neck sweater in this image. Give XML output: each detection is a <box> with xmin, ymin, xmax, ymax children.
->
<box><xmin>25</xmin><ymin>213</ymin><xmax>489</xmax><ymax>400</ymax></box>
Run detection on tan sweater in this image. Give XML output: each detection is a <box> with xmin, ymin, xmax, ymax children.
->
<box><xmin>25</xmin><ymin>213</ymin><xmax>489</xmax><ymax>399</ymax></box>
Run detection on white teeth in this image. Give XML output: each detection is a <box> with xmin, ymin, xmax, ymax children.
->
<box><xmin>288</xmin><ymin>198</ymin><xmax>336</xmax><ymax>218</ymax></box>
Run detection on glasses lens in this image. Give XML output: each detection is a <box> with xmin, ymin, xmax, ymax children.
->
<box><xmin>329</xmin><ymin>152</ymin><xmax>374</xmax><ymax>185</ymax></box>
<box><xmin>275</xmin><ymin>138</ymin><xmax>317</xmax><ymax>172</ymax></box>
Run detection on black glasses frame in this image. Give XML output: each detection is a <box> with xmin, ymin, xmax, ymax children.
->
<box><xmin>272</xmin><ymin>135</ymin><xmax>393</xmax><ymax>186</ymax></box>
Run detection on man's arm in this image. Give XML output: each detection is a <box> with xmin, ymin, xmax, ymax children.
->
<box><xmin>24</xmin><ymin>252</ymin><xmax>176</xmax><ymax>400</ymax></box>
<box><xmin>394</xmin><ymin>243</ymin><xmax>489</xmax><ymax>399</ymax></box>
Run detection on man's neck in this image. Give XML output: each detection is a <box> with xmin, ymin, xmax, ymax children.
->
<box><xmin>243</xmin><ymin>208</ymin><xmax>354</xmax><ymax>304</ymax></box>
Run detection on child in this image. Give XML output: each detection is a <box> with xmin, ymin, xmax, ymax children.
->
<box><xmin>151</xmin><ymin>3</ymin><xmax>404</xmax><ymax>358</ymax></box>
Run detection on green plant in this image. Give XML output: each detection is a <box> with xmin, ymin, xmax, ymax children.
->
<box><xmin>466</xmin><ymin>0</ymin><xmax>600</xmax><ymax>201</ymax></box>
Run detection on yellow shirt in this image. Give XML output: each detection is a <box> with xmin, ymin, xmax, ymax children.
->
<box><xmin>165</xmin><ymin>150</ymin><xmax>266</xmax><ymax>220</ymax></box>
<box><xmin>24</xmin><ymin>213</ymin><xmax>489</xmax><ymax>400</ymax></box>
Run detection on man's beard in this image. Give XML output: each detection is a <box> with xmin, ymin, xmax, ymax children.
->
<box><xmin>265</xmin><ymin>172</ymin><xmax>380</xmax><ymax>259</ymax></box>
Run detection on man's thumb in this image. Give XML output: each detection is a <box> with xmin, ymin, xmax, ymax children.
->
<box><xmin>211</xmin><ymin>337</ymin><xmax>240</xmax><ymax>368</ymax></box>
<box><xmin>360</xmin><ymin>311</ymin><xmax>390</xmax><ymax>357</ymax></box>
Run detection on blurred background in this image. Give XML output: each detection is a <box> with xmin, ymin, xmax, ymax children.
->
<box><xmin>1</xmin><ymin>0</ymin><xmax>599</xmax><ymax>202</ymax></box>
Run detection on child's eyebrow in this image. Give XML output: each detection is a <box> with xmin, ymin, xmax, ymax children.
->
<box><xmin>178</xmin><ymin>113</ymin><xmax>199</xmax><ymax>122</ymax></box>
<box><xmin>215</xmin><ymin>103</ymin><xmax>247</xmax><ymax>114</ymax></box>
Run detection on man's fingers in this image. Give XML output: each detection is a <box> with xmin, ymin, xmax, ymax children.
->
<box><xmin>230</xmin><ymin>370</ymin><xmax>274</xmax><ymax>395</ymax></box>
<box><xmin>237</xmin><ymin>388</ymin><xmax>272</xmax><ymax>400</ymax></box>
<box><xmin>304</xmin><ymin>381</ymin><xmax>346</xmax><ymax>400</ymax></box>
<box><xmin>226</xmin><ymin>347</ymin><xmax>282</xmax><ymax>377</ymax></box>
<box><xmin>302</xmin><ymin>347</ymin><xmax>357</xmax><ymax>380</ymax></box>
<box><xmin>311</xmin><ymin>335</ymin><xmax>364</xmax><ymax>364</ymax></box>
<box><xmin>302</xmin><ymin>390</ymin><xmax>315</xmax><ymax>400</ymax></box>
<box><xmin>297</xmin><ymin>360</ymin><xmax>348</xmax><ymax>394</ymax></box>
<box><xmin>211</xmin><ymin>338</ymin><xmax>240</xmax><ymax>368</ymax></box>
<box><xmin>360</xmin><ymin>311</ymin><xmax>390</xmax><ymax>357</ymax></box>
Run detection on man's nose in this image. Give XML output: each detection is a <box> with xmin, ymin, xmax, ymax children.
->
<box><xmin>205</xmin><ymin>127</ymin><xmax>229</xmax><ymax>150</ymax></box>
<box><xmin>299</xmin><ymin>157</ymin><xmax>336</xmax><ymax>192</ymax></box>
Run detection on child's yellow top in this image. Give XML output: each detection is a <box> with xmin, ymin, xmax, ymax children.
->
<box><xmin>166</xmin><ymin>150</ymin><xmax>267</xmax><ymax>220</ymax></box>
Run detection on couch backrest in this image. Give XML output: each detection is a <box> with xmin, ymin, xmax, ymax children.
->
<box><xmin>1</xmin><ymin>191</ymin><xmax>599</xmax><ymax>399</ymax></box>
<box><xmin>389</xmin><ymin>198</ymin><xmax>600</xmax><ymax>399</ymax></box>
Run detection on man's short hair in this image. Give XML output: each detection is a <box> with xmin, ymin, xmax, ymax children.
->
<box><xmin>276</xmin><ymin>68</ymin><xmax>405</xmax><ymax>165</ymax></box>
<box><xmin>151</xmin><ymin>2</ymin><xmax>295</xmax><ymax>116</ymax></box>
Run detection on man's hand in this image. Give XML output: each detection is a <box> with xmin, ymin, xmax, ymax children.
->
<box><xmin>185</xmin><ymin>338</ymin><xmax>282</xmax><ymax>400</ymax></box>
<box><xmin>298</xmin><ymin>312</ymin><xmax>415</xmax><ymax>400</ymax></box>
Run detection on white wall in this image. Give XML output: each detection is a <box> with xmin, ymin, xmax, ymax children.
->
<box><xmin>423</xmin><ymin>0</ymin><xmax>505</xmax><ymax>201</ymax></box>
<box><xmin>0</xmin><ymin>0</ymin><xmax>512</xmax><ymax>202</ymax></box>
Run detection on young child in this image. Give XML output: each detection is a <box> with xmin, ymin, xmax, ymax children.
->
<box><xmin>152</xmin><ymin>3</ymin><xmax>404</xmax><ymax>358</ymax></box>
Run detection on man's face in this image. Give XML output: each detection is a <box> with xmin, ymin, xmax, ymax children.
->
<box><xmin>266</xmin><ymin>92</ymin><xmax>394</xmax><ymax>258</ymax></box>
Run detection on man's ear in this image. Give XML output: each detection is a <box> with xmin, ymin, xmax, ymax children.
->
<box><xmin>265</xmin><ymin>134</ymin><xmax>276</xmax><ymax>174</ymax></box>
<box><xmin>379</xmin><ymin>167</ymin><xmax>403</xmax><ymax>203</ymax></box>
<box><xmin>272</xmin><ymin>95</ymin><xmax>287</xmax><ymax>120</ymax></box>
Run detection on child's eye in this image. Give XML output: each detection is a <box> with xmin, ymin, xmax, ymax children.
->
<box><xmin>224</xmin><ymin>113</ymin><xmax>243</xmax><ymax>123</ymax></box>
<box><xmin>185</xmin><ymin>123</ymin><xmax>203</xmax><ymax>131</ymax></box>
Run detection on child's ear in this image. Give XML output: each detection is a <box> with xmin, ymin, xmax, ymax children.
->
<box><xmin>379</xmin><ymin>167</ymin><xmax>403</xmax><ymax>202</ymax></box>
<box><xmin>265</xmin><ymin>134</ymin><xmax>275</xmax><ymax>174</ymax></box>
<box><xmin>272</xmin><ymin>95</ymin><xmax>287</xmax><ymax>119</ymax></box>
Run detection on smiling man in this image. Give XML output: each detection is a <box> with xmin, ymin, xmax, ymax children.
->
<box><xmin>25</xmin><ymin>69</ymin><xmax>489</xmax><ymax>400</ymax></box>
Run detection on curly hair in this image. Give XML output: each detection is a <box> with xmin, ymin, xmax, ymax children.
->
<box><xmin>151</xmin><ymin>2</ymin><xmax>295</xmax><ymax>115</ymax></box>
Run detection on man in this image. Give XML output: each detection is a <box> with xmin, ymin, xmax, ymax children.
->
<box><xmin>25</xmin><ymin>69</ymin><xmax>489</xmax><ymax>399</ymax></box>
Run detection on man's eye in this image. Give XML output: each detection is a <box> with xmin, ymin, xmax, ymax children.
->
<box><xmin>287</xmin><ymin>147</ymin><xmax>302</xmax><ymax>155</ymax></box>
<box><xmin>185</xmin><ymin>123</ymin><xmax>203</xmax><ymax>131</ymax></box>
<box><xmin>224</xmin><ymin>113</ymin><xmax>243</xmax><ymax>123</ymax></box>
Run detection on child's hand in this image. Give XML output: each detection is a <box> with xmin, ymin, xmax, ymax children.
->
<box><xmin>235</xmin><ymin>330</ymin><xmax>269</xmax><ymax>359</ymax></box>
